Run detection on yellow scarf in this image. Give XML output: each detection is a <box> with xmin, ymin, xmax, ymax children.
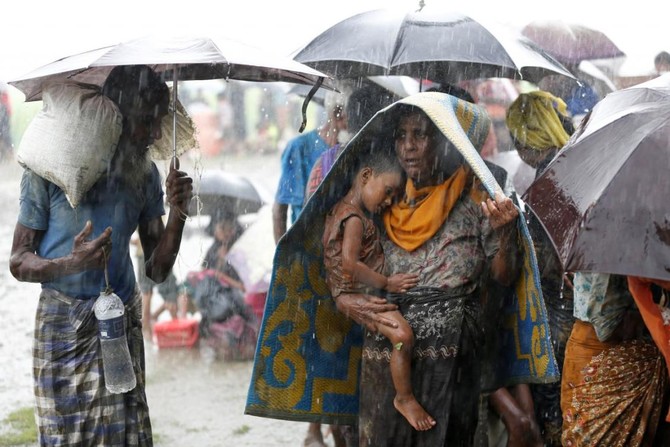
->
<box><xmin>384</xmin><ymin>166</ymin><xmax>470</xmax><ymax>251</ymax></box>
<box><xmin>506</xmin><ymin>90</ymin><xmax>570</xmax><ymax>151</ymax></box>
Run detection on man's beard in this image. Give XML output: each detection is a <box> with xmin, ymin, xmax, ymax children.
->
<box><xmin>109</xmin><ymin>144</ymin><xmax>153</xmax><ymax>192</ymax></box>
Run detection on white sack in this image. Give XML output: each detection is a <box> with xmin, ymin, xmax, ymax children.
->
<box><xmin>17</xmin><ymin>81</ymin><xmax>123</xmax><ymax>208</ymax></box>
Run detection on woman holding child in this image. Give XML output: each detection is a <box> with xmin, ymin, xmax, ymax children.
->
<box><xmin>247</xmin><ymin>92</ymin><xmax>552</xmax><ymax>447</ymax></box>
<box><xmin>330</xmin><ymin>94</ymin><xmax>521</xmax><ymax>446</ymax></box>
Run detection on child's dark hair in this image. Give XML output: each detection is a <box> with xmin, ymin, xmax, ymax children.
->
<box><xmin>356</xmin><ymin>138</ymin><xmax>405</xmax><ymax>179</ymax></box>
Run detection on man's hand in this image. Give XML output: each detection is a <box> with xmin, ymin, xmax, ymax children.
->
<box><xmin>482</xmin><ymin>191</ymin><xmax>519</xmax><ymax>230</ymax></box>
<box><xmin>71</xmin><ymin>220</ymin><xmax>112</xmax><ymax>270</ymax></box>
<box><xmin>165</xmin><ymin>158</ymin><xmax>193</xmax><ymax>218</ymax></box>
<box><xmin>334</xmin><ymin>293</ymin><xmax>399</xmax><ymax>332</ymax></box>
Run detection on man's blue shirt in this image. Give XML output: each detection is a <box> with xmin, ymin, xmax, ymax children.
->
<box><xmin>274</xmin><ymin>129</ymin><xmax>328</xmax><ymax>223</ymax></box>
<box><xmin>18</xmin><ymin>165</ymin><xmax>165</xmax><ymax>302</ymax></box>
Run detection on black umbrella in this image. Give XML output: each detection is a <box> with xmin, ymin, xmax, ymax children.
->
<box><xmin>293</xmin><ymin>7</ymin><xmax>574</xmax><ymax>84</ymax></box>
<box><xmin>191</xmin><ymin>170</ymin><xmax>265</xmax><ymax>217</ymax></box>
<box><xmin>523</xmin><ymin>74</ymin><xmax>670</xmax><ymax>281</ymax></box>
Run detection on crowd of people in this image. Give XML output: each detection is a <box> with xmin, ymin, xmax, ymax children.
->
<box><xmin>5</xmin><ymin>44</ymin><xmax>670</xmax><ymax>446</ymax></box>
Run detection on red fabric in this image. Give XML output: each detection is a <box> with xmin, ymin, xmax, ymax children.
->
<box><xmin>627</xmin><ymin>276</ymin><xmax>670</xmax><ymax>421</ymax></box>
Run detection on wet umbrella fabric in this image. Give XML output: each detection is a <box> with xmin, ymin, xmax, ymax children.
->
<box><xmin>523</xmin><ymin>74</ymin><xmax>670</xmax><ymax>281</ymax></box>
<box><xmin>192</xmin><ymin>170</ymin><xmax>265</xmax><ymax>216</ymax></box>
<box><xmin>522</xmin><ymin>21</ymin><xmax>625</xmax><ymax>65</ymax></box>
<box><xmin>9</xmin><ymin>34</ymin><xmax>333</xmax><ymax>157</ymax></box>
<box><xmin>9</xmin><ymin>35</ymin><xmax>333</xmax><ymax>102</ymax></box>
<box><xmin>293</xmin><ymin>7</ymin><xmax>574</xmax><ymax>84</ymax></box>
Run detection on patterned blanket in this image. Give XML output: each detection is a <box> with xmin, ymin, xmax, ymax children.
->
<box><xmin>245</xmin><ymin>92</ymin><xmax>558</xmax><ymax>425</ymax></box>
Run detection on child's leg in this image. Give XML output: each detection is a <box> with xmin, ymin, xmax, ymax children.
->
<box><xmin>375</xmin><ymin>311</ymin><xmax>436</xmax><ymax>431</ymax></box>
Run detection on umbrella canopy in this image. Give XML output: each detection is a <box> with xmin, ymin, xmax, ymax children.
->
<box><xmin>523</xmin><ymin>74</ymin><xmax>670</xmax><ymax>281</ymax></box>
<box><xmin>191</xmin><ymin>170</ymin><xmax>265</xmax><ymax>217</ymax></box>
<box><xmin>522</xmin><ymin>20</ymin><xmax>625</xmax><ymax>65</ymax></box>
<box><xmin>293</xmin><ymin>7</ymin><xmax>574</xmax><ymax>84</ymax></box>
<box><xmin>9</xmin><ymin>34</ymin><xmax>334</xmax><ymax>102</ymax></box>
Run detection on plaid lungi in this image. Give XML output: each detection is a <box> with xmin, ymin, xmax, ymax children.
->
<box><xmin>33</xmin><ymin>288</ymin><xmax>152</xmax><ymax>446</ymax></box>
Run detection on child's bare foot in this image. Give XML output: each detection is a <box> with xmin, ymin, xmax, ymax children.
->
<box><xmin>394</xmin><ymin>395</ymin><xmax>436</xmax><ymax>431</ymax></box>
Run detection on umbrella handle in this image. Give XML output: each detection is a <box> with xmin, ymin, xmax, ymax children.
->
<box><xmin>298</xmin><ymin>77</ymin><xmax>324</xmax><ymax>133</ymax></box>
<box><xmin>172</xmin><ymin>65</ymin><xmax>179</xmax><ymax>169</ymax></box>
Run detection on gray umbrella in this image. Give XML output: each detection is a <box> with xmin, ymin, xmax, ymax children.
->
<box><xmin>191</xmin><ymin>170</ymin><xmax>265</xmax><ymax>217</ymax></box>
<box><xmin>293</xmin><ymin>7</ymin><xmax>575</xmax><ymax>84</ymax></box>
<box><xmin>9</xmin><ymin>34</ymin><xmax>334</xmax><ymax>159</ymax></box>
<box><xmin>523</xmin><ymin>74</ymin><xmax>670</xmax><ymax>281</ymax></box>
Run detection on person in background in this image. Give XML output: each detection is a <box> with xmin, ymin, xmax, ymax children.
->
<box><xmin>305</xmin><ymin>83</ymin><xmax>397</xmax><ymax>201</ymax></box>
<box><xmin>272</xmin><ymin>89</ymin><xmax>350</xmax><ymax>245</ymax></box>
<box><xmin>178</xmin><ymin>211</ymin><xmax>245</xmax><ymax>319</ymax></box>
<box><xmin>131</xmin><ymin>233</ymin><xmax>180</xmax><ymax>337</ymax></box>
<box><xmin>655</xmin><ymin>51</ymin><xmax>670</xmax><ymax>75</ymax></box>
<box><xmin>0</xmin><ymin>82</ymin><xmax>12</xmax><ymax>161</ymax></box>
<box><xmin>561</xmin><ymin>273</ymin><xmax>670</xmax><ymax>446</ymax></box>
<box><xmin>505</xmin><ymin>90</ymin><xmax>576</xmax><ymax>446</ymax></box>
<box><xmin>9</xmin><ymin>65</ymin><xmax>193</xmax><ymax>445</ymax></box>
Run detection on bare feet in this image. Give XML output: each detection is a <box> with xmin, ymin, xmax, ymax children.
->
<box><xmin>507</xmin><ymin>414</ymin><xmax>543</xmax><ymax>447</ymax></box>
<box><xmin>394</xmin><ymin>395</ymin><xmax>436</xmax><ymax>431</ymax></box>
<box><xmin>303</xmin><ymin>422</ymin><xmax>327</xmax><ymax>447</ymax></box>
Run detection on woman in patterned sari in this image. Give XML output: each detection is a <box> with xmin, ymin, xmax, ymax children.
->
<box><xmin>335</xmin><ymin>97</ymin><xmax>523</xmax><ymax>446</ymax></box>
<box><xmin>561</xmin><ymin>273</ymin><xmax>670</xmax><ymax>446</ymax></box>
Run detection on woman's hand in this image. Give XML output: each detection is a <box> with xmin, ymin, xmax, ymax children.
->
<box><xmin>334</xmin><ymin>293</ymin><xmax>399</xmax><ymax>332</ymax></box>
<box><xmin>481</xmin><ymin>192</ymin><xmax>519</xmax><ymax>230</ymax></box>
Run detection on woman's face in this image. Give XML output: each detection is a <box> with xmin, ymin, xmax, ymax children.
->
<box><xmin>394</xmin><ymin>112</ymin><xmax>440</xmax><ymax>186</ymax></box>
<box><xmin>214</xmin><ymin>219</ymin><xmax>237</xmax><ymax>244</ymax></box>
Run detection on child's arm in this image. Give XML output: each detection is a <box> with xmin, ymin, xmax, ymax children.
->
<box><xmin>341</xmin><ymin>216</ymin><xmax>389</xmax><ymax>290</ymax></box>
<box><xmin>341</xmin><ymin>217</ymin><xmax>418</xmax><ymax>293</ymax></box>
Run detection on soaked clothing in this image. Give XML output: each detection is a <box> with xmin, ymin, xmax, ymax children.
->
<box><xmin>359</xmin><ymin>189</ymin><xmax>500</xmax><ymax>446</ymax></box>
<box><xmin>561</xmin><ymin>321</ymin><xmax>668</xmax><ymax>447</ymax></box>
<box><xmin>34</xmin><ymin>288</ymin><xmax>152</xmax><ymax>446</ymax></box>
<box><xmin>322</xmin><ymin>201</ymin><xmax>384</xmax><ymax>297</ymax></box>
<box><xmin>18</xmin><ymin>166</ymin><xmax>165</xmax><ymax>303</ymax></box>
<box><xmin>305</xmin><ymin>143</ymin><xmax>342</xmax><ymax>202</ymax></box>
<box><xmin>561</xmin><ymin>275</ymin><xmax>669</xmax><ymax>446</ymax></box>
<box><xmin>573</xmin><ymin>273</ymin><xmax>633</xmax><ymax>341</ymax></box>
<box><xmin>526</xmin><ymin>197</ymin><xmax>575</xmax><ymax>446</ymax></box>
<box><xmin>275</xmin><ymin>129</ymin><xmax>328</xmax><ymax>223</ymax></box>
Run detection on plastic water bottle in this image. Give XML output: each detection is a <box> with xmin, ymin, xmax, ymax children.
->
<box><xmin>94</xmin><ymin>291</ymin><xmax>136</xmax><ymax>394</ymax></box>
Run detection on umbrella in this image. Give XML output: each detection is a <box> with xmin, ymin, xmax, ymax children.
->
<box><xmin>288</xmin><ymin>75</ymin><xmax>420</xmax><ymax>107</ymax></box>
<box><xmin>522</xmin><ymin>20</ymin><xmax>625</xmax><ymax>65</ymax></box>
<box><xmin>293</xmin><ymin>7</ymin><xmax>574</xmax><ymax>84</ymax></box>
<box><xmin>191</xmin><ymin>170</ymin><xmax>265</xmax><ymax>217</ymax></box>
<box><xmin>522</xmin><ymin>74</ymin><xmax>670</xmax><ymax>281</ymax></box>
<box><xmin>9</xmin><ymin>34</ymin><xmax>333</xmax><ymax>102</ymax></box>
<box><xmin>9</xmin><ymin>34</ymin><xmax>334</xmax><ymax>150</ymax></box>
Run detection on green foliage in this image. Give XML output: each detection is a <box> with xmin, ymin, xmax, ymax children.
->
<box><xmin>232</xmin><ymin>424</ymin><xmax>250</xmax><ymax>435</ymax></box>
<box><xmin>0</xmin><ymin>407</ymin><xmax>37</xmax><ymax>446</ymax></box>
<box><xmin>7</xmin><ymin>88</ymin><xmax>41</xmax><ymax>147</ymax></box>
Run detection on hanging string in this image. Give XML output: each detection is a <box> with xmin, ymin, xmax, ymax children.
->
<box><xmin>102</xmin><ymin>246</ymin><xmax>112</xmax><ymax>294</ymax></box>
